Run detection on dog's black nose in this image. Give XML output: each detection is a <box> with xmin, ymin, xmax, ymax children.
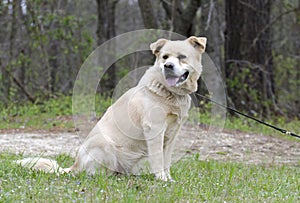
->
<box><xmin>164</xmin><ymin>62</ymin><xmax>174</xmax><ymax>70</ymax></box>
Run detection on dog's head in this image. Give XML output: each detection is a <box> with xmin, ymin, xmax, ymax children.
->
<box><xmin>150</xmin><ymin>36</ymin><xmax>206</xmax><ymax>95</ymax></box>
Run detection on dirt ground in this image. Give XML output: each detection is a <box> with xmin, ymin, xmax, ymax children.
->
<box><xmin>1</xmin><ymin>125</ymin><xmax>300</xmax><ymax>166</ymax></box>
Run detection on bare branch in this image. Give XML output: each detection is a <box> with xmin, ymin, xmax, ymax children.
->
<box><xmin>225</xmin><ymin>59</ymin><xmax>267</xmax><ymax>73</ymax></box>
<box><xmin>251</xmin><ymin>8</ymin><xmax>299</xmax><ymax>48</ymax></box>
<box><xmin>205</xmin><ymin>0</ymin><xmax>215</xmax><ymax>31</ymax></box>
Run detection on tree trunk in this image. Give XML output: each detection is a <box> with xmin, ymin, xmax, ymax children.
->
<box><xmin>296</xmin><ymin>0</ymin><xmax>300</xmax><ymax>117</ymax></box>
<box><xmin>225</xmin><ymin>0</ymin><xmax>275</xmax><ymax>116</ymax></box>
<box><xmin>15</xmin><ymin>2</ymin><xmax>26</xmax><ymax>92</ymax></box>
<box><xmin>96</xmin><ymin>0</ymin><xmax>118</xmax><ymax>93</ymax></box>
<box><xmin>7</xmin><ymin>0</ymin><xmax>18</xmax><ymax>103</ymax></box>
<box><xmin>0</xmin><ymin>1</ymin><xmax>10</xmax><ymax>104</ymax></box>
<box><xmin>138</xmin><ymin>0</ymin><xmax>158</xmax><ymax>29</ymax></box>
<box><xmin>96</xmin><ymin>0</ymin><xmax>118</xmax><ymax>45</ymax></box>
<box><xmin>160</xmin><ymin>0</ymin><xmax>201</xmax><ymax>36</ymax></box>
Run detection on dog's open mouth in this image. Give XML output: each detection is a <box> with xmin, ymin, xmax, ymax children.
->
<box><xmin>165</xmin><ymin>71</ymin><xmax>189</xmax><ymax>87</ymax></box>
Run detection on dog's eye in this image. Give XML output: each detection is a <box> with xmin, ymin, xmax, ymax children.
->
<box><xmin>178</xmin><ymin>54</ymin><xmax>187</xmax><ymax>60</ymax></box>
<box><xmin>162</xmin><ymin>55</ymin><xmax>169</xmax><ymax>60</ymax></box>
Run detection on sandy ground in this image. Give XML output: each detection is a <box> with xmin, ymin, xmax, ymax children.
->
<box><xmin>1</xmin><ymin>125</ymin><xmax>300</xmax><ymax>166</ymax></box>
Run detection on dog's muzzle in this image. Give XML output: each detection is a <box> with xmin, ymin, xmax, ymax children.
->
<box><xmin>164</xmin><ymin>62</ymin><xmax>189</xmax><ymax>87</ymax></box>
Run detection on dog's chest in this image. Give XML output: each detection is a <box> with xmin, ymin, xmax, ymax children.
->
<box><xmin>168</xmin><ymin>96</ymin><xmax>190</xmax><ymax>121</ymax></box>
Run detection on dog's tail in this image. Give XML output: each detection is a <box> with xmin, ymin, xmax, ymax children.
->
<box><xmin>15</xmin><ymin>157</ymin><xmax>71</xmax><ymax>174</ymax></box>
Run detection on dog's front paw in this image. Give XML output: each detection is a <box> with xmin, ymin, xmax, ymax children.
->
<box><xmin>155</xmin><ymin>171</ymin><xmax>168</xmax><ymax>181</ymax></box>
<box><xmin>164</xmin><ymin>169</ymin><xmax>176</xmax><ymax>182</ymax></box>
<box><xmin>155</xmin><ymin>170</ymin><xmax>174</xmax><ymax>182</ymax></box>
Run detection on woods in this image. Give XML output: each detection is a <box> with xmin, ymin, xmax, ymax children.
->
<box><xmin>225</xmin><ymin>0</ymin><xmax>275</xmax><ymax>115</ymax></box>
<box><xmin>0</xmin><ymin>0</ymin><xmax>299</xmax><ymax>119</ymax></box>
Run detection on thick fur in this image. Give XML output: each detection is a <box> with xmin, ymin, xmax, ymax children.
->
<box><xmin>16</xmin><ymin>36</ymin><xmax>207</xmax><ymax>181</ymax></box>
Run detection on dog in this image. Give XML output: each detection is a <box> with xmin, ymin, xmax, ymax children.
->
<box><xmin>16</xmin><ymin>36</ymin><xmax>207</xmax><ymax>181</ymax></box>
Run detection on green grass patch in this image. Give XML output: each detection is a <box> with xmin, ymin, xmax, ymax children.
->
<box><xmin>1</xmin><ymin>153</ymin><xmax>299</xmax><ymax>202</ymax></box>
<box><xmin>189</xmin><ymin>105</ymin><xmax>300</xmax><ymax>139</ymax></box>
<box><xmin>0</xmin><ymin>96</ymin><xmax>73</xmax><ymax>130</ymax></box>
<box><xmin>1</xmin><ymin>95</ymin><xmax>299</xmax><ymax>139</ymax></box>
<box><xmin>0</xmin><ymin>95</ymin><xmax>112</xmax><ymax>130</ymax></box>
<box><xmin>224</xmin><ymin>115</ymin><xmax>300</xmax><ymax>137</ymax></box>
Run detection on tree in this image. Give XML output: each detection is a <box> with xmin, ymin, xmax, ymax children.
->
<box><xmin>137</xmin><ymin>0</ymin><xmax>201</xmax><ymax>37</ymax></box>
<box><xmin>0</xmin><ymin>0</ymin><xmax>12</xmax><ymax>104</ymax></box>
<box><xmin>0</xmin><ymin>0</ymin><xmax>94</xmax><ymax>103</ymax></box>
<box><xmin>138</xmin><ymin>0</ymin><xmax>158</xmax><ymax>29</ymax></box>
<box><xmin>225</xmin><ymin>0</ymin><xmax>275</xmax><ymax>116</ymax></box>
<box><xmin>96</xmin><ymin>0</ymin><xmax>119</xmax><ymax>93</ymax></box>
<box><xmin>295</xmin><ymin>0</ymin><xmax>300</xmax><ymax>116</ymax></box>
<box><xmin>161</xmin><ymin>0</ymin><xmax>201</xmax><ymax>36</ymax></box>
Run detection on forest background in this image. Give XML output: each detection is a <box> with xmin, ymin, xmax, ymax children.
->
<box><xmin>0</xmin><ymin>0</ymin><xmax>299</xmax><ymax>121</ymax></box>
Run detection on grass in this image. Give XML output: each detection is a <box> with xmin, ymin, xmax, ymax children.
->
<box><xmin>0</xmin><ymin>96</ymin><xmax>299</xmax><ymax>202</ymax></box>
<box><xmin>0</xmin><ymin>153</ymin><xmax>299</xmax><ymax>202</ymax></box>
<box><xmin>188</xmin><ymin>105</ymin><xmax>300</xmax><ymax>140</ymax></box>
<box><xmin>0</xmin><ymin>96</ymin><xmax>73</xmax><ymax>130</ymax></box>
<box><xmin>1</xmin><ymin>95</ymin><xmax>299</xmax><ymax>138</ymax></box>
<box><xmin>0</xmin><ymin>95</ymin><xmax>112</xmax><ymax>131</ymax></box>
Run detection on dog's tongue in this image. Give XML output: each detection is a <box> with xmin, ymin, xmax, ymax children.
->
<box><xmin>166</xmin><ymin>77</ymin><xmax>180</xmax><ymax>87</ymax></box>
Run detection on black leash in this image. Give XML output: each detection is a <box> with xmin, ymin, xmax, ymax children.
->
<box><xmin>194</xmin><ymin>93</ymin><xmax>300</xmax><ymax>139</ymax></box>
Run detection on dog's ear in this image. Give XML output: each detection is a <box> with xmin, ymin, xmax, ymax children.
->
<box><xmin>150</xmin><ymin>38</ymin><xmax>168</xmax><ymax>55</ymax></box>
<box><xmin>187</xmin><ymin>36</ymin><xmax>207</xmax><ymax>53</ymax></box>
